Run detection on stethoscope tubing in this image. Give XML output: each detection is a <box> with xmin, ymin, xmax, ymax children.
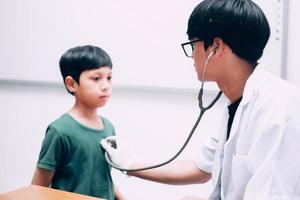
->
<box><xmin>105</xmin><ymin>51</ymin><xmax>222</xmax><ymax>172</ymax></box>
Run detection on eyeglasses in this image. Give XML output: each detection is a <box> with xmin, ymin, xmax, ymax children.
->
<box><xmin>181</xmin><ymin>39</ymin><xmax>201</xmax><ymax>58</ymax></box>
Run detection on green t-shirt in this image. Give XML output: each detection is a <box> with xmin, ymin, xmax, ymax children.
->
<box><xmin>37</xmin><ymin>113</ymin><xmax>115</xmax><ymax>200</ymax></box>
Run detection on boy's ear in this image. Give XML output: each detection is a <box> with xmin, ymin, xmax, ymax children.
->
<box><xmin>65</xmin><ymin>76</ymin><xmax>77</xmax><ymax>93</ymax></box>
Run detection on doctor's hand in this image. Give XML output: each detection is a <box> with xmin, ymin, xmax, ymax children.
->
<box><xmin>100</xmin><ymin>136</ymin><xmax>133</xmax><ymax>170</ymax></box>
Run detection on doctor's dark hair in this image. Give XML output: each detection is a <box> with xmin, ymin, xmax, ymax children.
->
<box><xmin>59</xmin><ymin>45</ymin><xmax>113</xmax><ymax>95</ymax></box>
<box><xmin>187</xmin><ymin>0</ymin><xmax>270</xmax><ymax>66</ymax></box>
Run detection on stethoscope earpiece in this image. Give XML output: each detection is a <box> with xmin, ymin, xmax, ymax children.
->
<box><xmin>213</xmin><ymin>47</ymin><xmax>218</xmax><ymax>53</ymax></box>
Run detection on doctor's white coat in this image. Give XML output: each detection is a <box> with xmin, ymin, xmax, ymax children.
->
<box><xmin>196</xmin><ymin>67</ymin><xmax>300</xmax><ymax>200</ymax></box>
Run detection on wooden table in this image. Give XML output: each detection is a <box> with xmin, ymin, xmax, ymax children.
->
<box><xmin>0</xmin><ymin>185</ymin><xmax>105</xmax><ymax>200</ymax></box>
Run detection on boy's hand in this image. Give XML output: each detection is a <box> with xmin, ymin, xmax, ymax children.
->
<box><xmin>100</xmin><ymin>136</ymin><xmax>133</xmax><ymax>170</ymax></box>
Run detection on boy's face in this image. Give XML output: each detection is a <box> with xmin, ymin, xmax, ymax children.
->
<box><xmin>74</xmin><ymin>66</ymin><xmax>112</xmax><ymax>108</ymax></box>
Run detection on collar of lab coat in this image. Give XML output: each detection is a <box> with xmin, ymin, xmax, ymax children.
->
<box><xmin>217</xmin><ymin>68</ymin><xmax>265</xmax><ymax>197</ymax></box>
<box><xmin>224</xmin><ymin>67</ymin><xmax>265</xmax><ymax>145</ymax></box>
<box><xmin>240</xmin><ymin>67</ymin><xmax>265</xmax><ymax>107</ymax></box>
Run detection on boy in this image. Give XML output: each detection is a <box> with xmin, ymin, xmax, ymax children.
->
<box><xmin>101</xmin><ymin>0</ymin><xmax>300</xmax><ymax>199</ymax></box>
<box><xmin>32</xmin><ymin>45</ymin><xmax>125</xmax><ymax>200</ymax></box>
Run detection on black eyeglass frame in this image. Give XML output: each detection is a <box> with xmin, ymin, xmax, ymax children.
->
<box><xmin>181</xmin><ymin>39</ymin><xmax>202</xmax><ymax>58</ymax></box>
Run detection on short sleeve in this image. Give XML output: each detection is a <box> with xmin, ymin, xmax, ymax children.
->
<box><xmin>37</xmin><ymin>126</ymin><xmax>66</xmax><ymax>171</ymax></box>
<box><xmin>194</xmin><ymin>135</ymin><xmax>218</xmax><ymax>173</ymax></box>
<box><xmin>101</xmin><ymin>117</ymin><xmax>116</xmax><ymax>137</ymax></box>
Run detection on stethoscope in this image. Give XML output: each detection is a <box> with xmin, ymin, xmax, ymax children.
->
<box><xmin>104</xmin><ymin>50</ymin><xmax>222</xmax><ymax>172</ymax></box>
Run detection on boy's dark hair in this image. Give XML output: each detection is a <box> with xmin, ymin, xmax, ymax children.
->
<box><xmin>187</xmin><ymin>0</ymin><xmax>270</xmax><ymax>66</ymax></box>
<box><xmin>59</xmin><ymin>45</ymin><xmax>113</xmax><ymax>95</ymax></box>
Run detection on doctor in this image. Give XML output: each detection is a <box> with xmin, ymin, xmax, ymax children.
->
<box><xmin>101</xmin><ymin>0</ymin><xmax>300</xmax><ymax>199</ymax></box>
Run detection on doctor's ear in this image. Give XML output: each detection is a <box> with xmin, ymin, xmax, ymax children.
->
<box><xmin>211</xmin><ymin>37</ymin><xmax>225</xmax><ymax>56</ymax></box>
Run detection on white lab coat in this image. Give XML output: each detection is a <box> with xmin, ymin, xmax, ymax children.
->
<box><xmin>195</xmin><ymin>67</ymin><xmax>300</xmax><ymax>200</ymax></box>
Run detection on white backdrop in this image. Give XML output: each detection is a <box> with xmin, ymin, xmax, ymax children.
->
<box><xmin>0</xmin><ymin>0</ymin><xmax>285</xmax><ymax>89</ymax></box>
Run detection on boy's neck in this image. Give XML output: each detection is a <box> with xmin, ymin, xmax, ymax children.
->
<box><xmin>68</xmin><ymin>105</ymin><xmax>103</xmax><ymax>129</ymax></box>
<box><xmin>70</xmin><ymin>106</ymin><xmax>98</xmax><ymax>117</ymax></box>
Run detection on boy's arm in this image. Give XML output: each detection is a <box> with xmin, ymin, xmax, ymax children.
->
<box><xmin>114</xmin><ymin>185</ymin><xmax>126</xmax><ymax>200</ymax></box>
<box><xmin>31</xmin><ymin>167</ymin><xmax>54</xmax><ymax>187</ymax></box>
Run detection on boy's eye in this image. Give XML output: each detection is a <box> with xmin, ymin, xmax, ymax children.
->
<box><xmin>108</xmin><ymin>76</ymin><xmax>112</xmax><ymax>81</ymax></box>
<box><xmin>91</xmin><ymin>77</ymin><xmax>100</xmax><ymax>81</ymax></box>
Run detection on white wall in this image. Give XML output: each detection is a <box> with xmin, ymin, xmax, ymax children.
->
<box><xmin>0</xmin><ymin>0</ymin><xmax>287</xmax><ymax>87</ymax></box>
<box><xmin>286</xmin><ymin>0</ymin><xmax>300</xmax><ymax>85</ymax></box>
